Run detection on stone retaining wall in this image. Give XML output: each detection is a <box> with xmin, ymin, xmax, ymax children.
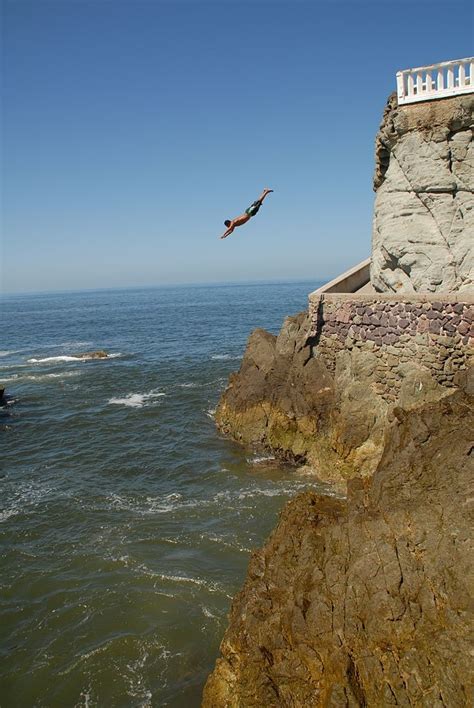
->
<box><xmin>308</xmin><ymin>292</ymin><xmax>474</xmax><ymax>401</ymax></box>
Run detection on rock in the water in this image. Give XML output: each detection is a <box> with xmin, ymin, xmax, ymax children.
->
<box><xmin>72</xmin><ymin>350</ymin><xmax>108</xmax><ymax>359</ymax></box>
<box><xmin>204</xmin><ymin>379</ymin><xmax>474</xmax><ymax>707</ymax></box>
<box><xmin>372</xmin><ymin>93</ymin><xmax>474</xmax><ymax>293</ymax></box>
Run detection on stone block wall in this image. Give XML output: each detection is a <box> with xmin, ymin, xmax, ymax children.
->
<box><xmin>308</xmin><ymin>292</ymin><xmax>474</xmax><ymax>401</ymax></box>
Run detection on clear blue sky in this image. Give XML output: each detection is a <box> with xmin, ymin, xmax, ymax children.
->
<box><xmin>2</xmin><ymin>0</ymin><xmax>473</xmax><ymax>293</ymax></box>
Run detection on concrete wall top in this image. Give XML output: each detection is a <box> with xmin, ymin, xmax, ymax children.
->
<box><xmin>309</xmin><ymin>258</ymin><xmax>371</xmax><ymax>296</ymax></box>
<box><xmin>309</xmin><ymin>290</ymin><xmax>474</xmax><ymax>306</ymax></box>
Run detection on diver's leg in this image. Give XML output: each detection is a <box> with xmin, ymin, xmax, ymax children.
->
<box><xmin>256</xmin><ymin>188</ymin><xmax>274</xmax><ymax>204</ymax></box>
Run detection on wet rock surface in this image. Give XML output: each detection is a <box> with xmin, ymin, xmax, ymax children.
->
<box><xmin>204</xmin><ymin>380</ymin><xmax>474</xmax><ymax>707</ymax></box>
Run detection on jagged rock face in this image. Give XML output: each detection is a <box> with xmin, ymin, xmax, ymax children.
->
<box><xmin>372</xmin><ymin>93</ymin><xmax>474</xmax><ymax>293</ymax></box>
<box><xmin>203</xmin><ymin>381</ymin><xmax>474</xmax><ymax>707</ymax></box>
<box><xmin>216</xmin><ymin>312</ymin><xmax>452</xmax><ymax>486</ymax></box>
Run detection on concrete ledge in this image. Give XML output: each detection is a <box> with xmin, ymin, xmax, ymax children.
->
<box><xmin>310</xmin><ymin>258</ymin><xmax>371</xmax><ymax>295</ymax></box>
<box><xmin>309</xmin><ymin>290</ymin><xmax>474</xmax><ymax>306</ymax></box>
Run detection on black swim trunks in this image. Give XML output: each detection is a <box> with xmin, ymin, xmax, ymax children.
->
<box><xmin>245</xmin><ymin>200</ymin><xmax>262</xmax><ymax>217</ymax></box>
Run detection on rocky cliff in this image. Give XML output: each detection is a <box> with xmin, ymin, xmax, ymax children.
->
<box><xmin>205</xmin><ymin>87</ymin><xmax>474</xmax><ymax>706</ymax></box>
<box><xmin>214</xmin><ymin>306</ymin><xmax>469</xmax><ymax>488</ymax></box>
<box><xmin>372</xmin><ymin>93</ymin><xmax>474</xmax><ymax>293</ymax></box>
<box><xmin>204</xmin><ymin>375</ymin><xmax>473</xmax><ymax>707</ymax></box>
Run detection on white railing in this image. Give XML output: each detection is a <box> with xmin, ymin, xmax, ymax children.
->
<box><xmin>396</xmin><ymin>58</ymin><xmax>474</xmax><ymax>105</ymax></box>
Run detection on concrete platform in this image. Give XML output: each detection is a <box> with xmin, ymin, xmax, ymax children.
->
<box><xmin>310</xmin><ymin>258</ymin><xmax>373</xmax><ymax>296</ymax></box>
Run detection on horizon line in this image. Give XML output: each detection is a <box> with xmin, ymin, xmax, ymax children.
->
<box><xmin>1</xmin><ymin>276</ymin><xmax>328</xmax><ymax>298</ymax></box>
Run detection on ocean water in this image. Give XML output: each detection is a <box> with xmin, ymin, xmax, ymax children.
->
<box><xmin>0</xmin><ymin>282</ymin><xmax>335</xmax><ymax>707</ymax></box>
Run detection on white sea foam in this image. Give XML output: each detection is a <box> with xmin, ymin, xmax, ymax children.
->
<box><xmin>156</xmin><ymin>571</ymin><xmax>222</xmax><ymax>593</ymax></box>
<box><xmin>179</xmin><ymin>377</ymin><xmax>225</xmax><ymax>389</ymax></box>
<box><xmin>0</xmin><ymin>375</ymin><xmax>19</xmax><ymax>383</ymax></box>
<box><xmin>0</xmin><ymin>479</ymin><xmax>54</xmax><ymax>523</ymax></box>
<box><xmin>125</xmin><ymin>651</ymin><xmax>152</xmax><ymax>706</ymax></box>
<box><xmin>0</xmin><ymin>371</ymin><xmax>81</xmax><ymax>384</ymax></box>
<box><xmin>201</xmin><ymin>533</ymin><xmax>252</xmax><ymax>554</ymax></box>
<box><xmin>0</xmin><ymin>350</ymin><xmax>21</xmax><ymax>358</ymax></box>
<box><xmin>107</xmin><ymin>549</ymin><xmax>227</xmax><ymax>595</ymax></box>
<box><xmin>28</xmin><ymin>354</ymin><xmax>117</xmax><ymax>364</ymax></box>
<box><xmin>201</xmin><ymin>605</ymin><xmax>219</xmax><ymax>619</ymax></box>
<box><xmin>0</xmin><ymin>508</ymin><xmax>19</xmax><ymax>522</ymax></box>
<box><xmin>29</xmin><ymin>371</ymin><xmax>81</xmax><ymax>382</ymax></box>
<box><xmin>107</xmin><ymin>491</ymin><xmax>202</xmax><ymax>515</ymax></box>
<box><xmin>28</xmin><ymin>355</ymin><xmax>86</xmax><ymax>363</ymax></box>
<box><xmin>210</xmin><ymin>354</ymin><xmax>241</xmax><ymax>361</ymax></box>
<box><xmin>107</xmin><ymin>390</ymin><xmax>165</xmax><ymax>408</ymax></box>
<box><xmin>78</xmin><ymin>686</ymin><xmax>93</xmax><ymax>708</ymax></box>
<box><xmin>212</xmin><ymin>482</ymin><xmax>309</xmax><ymax>505</ymax></box>
<box><xmin>247</xmin><ymin>454</ymin><xmax>277</xmax><ymax>464</ymax></box>
<box><xmin>205</xmin><ymin>407</ymin><xmax>216</xmax><ymax>419</ymax></box>
<box><xmin>58</xmin><ymin>638</ymin><xmax>116</xmax><ymax>676</ymax></box>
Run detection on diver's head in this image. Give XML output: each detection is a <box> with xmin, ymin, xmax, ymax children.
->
<box><xmin>224</xmin><ymin>220</ymin><xmax>231</xmax><ymax>227</ymax></box>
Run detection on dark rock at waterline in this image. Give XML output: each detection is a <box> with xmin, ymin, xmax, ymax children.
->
<box><xmin>0</xmin><ymin>387</ymin><xmax>5</xmax><ymax>403</ymax></box>
<box><xmin>72</xmin><ymin>351</ymin><xmax>108</xmax><ymax>359</ymax></box>
<box><xmin>204</xmin><ymin>375</ymin><xmax>474</xmax><ymax>706</ymax></box>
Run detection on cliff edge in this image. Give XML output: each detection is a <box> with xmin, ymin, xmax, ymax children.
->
<box><xmin>204</xmin><ymin>376</ymin><xmax>473</xmax><ymax>706</ymax></box>
<box><xmin>206</xmin><ymin>86</ymin><xmax>474</xmax><ymax>705</ymax></box>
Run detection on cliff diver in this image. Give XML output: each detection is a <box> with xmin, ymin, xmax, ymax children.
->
<box><xmin>220</xmin><ymin>188</ymin><xmax>273</xmax><ymax>239</ymax></box>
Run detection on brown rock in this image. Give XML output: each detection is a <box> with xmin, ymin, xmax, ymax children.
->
<box><xmin>204</xmin><ymin>385</ymin><xmax>474</xmax><ymax>707</ymax></box>
<box><xmin>73</xmin><ymin>350</ymin><xmax>108</xmax><ymax>359</ymax></box>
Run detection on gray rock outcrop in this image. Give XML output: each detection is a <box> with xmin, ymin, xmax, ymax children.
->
<box><xmin>372</xmin><ymin>93</ymin><xmax>474</xmax><ymax>293</ymax></box>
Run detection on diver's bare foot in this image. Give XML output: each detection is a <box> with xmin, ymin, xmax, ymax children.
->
<box><xmin>264</xmin><ymin>188</ymin><xmax>274</xmax><ymax>193</ymax></box>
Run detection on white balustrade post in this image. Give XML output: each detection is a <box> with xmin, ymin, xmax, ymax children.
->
<box><xmin>416</xmin><ymin>72</ymin><xmax>423</xmax><ymax>95</ymax></box>
<box><xmin>459</xmin><ymin>63</ymin><xmax>466</xmax><ymax>87</ymax></box>
<box><xmin>425</xmin><ymin>71</ymin><xmax>432</xmax><ymax>93</ymax></box>
<box><xmin>437</xmin><ymin>68</ymin><xmax>444</xmax><ymax>91</ymax></box>
<box><xmin>447</xmin><ymin>66</ymin><xmax>454</xmax><ymax>88</ymax></box>
<box><xmin>396</xmin><ymin>72</ymin><xmax>405</xmax><ymax>101</ymax></box>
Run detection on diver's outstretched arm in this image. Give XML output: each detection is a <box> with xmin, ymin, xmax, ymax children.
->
<box><xmin>220</xmin><ymin>224</ymin><xmax>235</xmax><ymax>239</ymax></box>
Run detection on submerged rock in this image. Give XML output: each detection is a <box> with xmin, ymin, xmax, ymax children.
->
<box><xmin>204</xmin><ymin>376</ymin><xmax>474</xmax><ymax>706</ymax></box>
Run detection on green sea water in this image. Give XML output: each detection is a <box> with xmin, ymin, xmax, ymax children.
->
<box><xmin>0</xmin><ymin>282</ymin><xmax>337</xmax><ymax>706</ymax></box>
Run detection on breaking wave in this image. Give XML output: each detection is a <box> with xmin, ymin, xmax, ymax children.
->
<box><xmin>28</xmin><ymin>354</ymin><xmax>119</xmax><ymax>364</ymax></box>
<box><xmin>210</xmin><ymin>354</ymin><xmax>241</xmax><ymax>361</ymax></box>
<box><xmin>107</xmin><ymin>390</ymin><xmax>166</xmax><ymax>408</ymax></box>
